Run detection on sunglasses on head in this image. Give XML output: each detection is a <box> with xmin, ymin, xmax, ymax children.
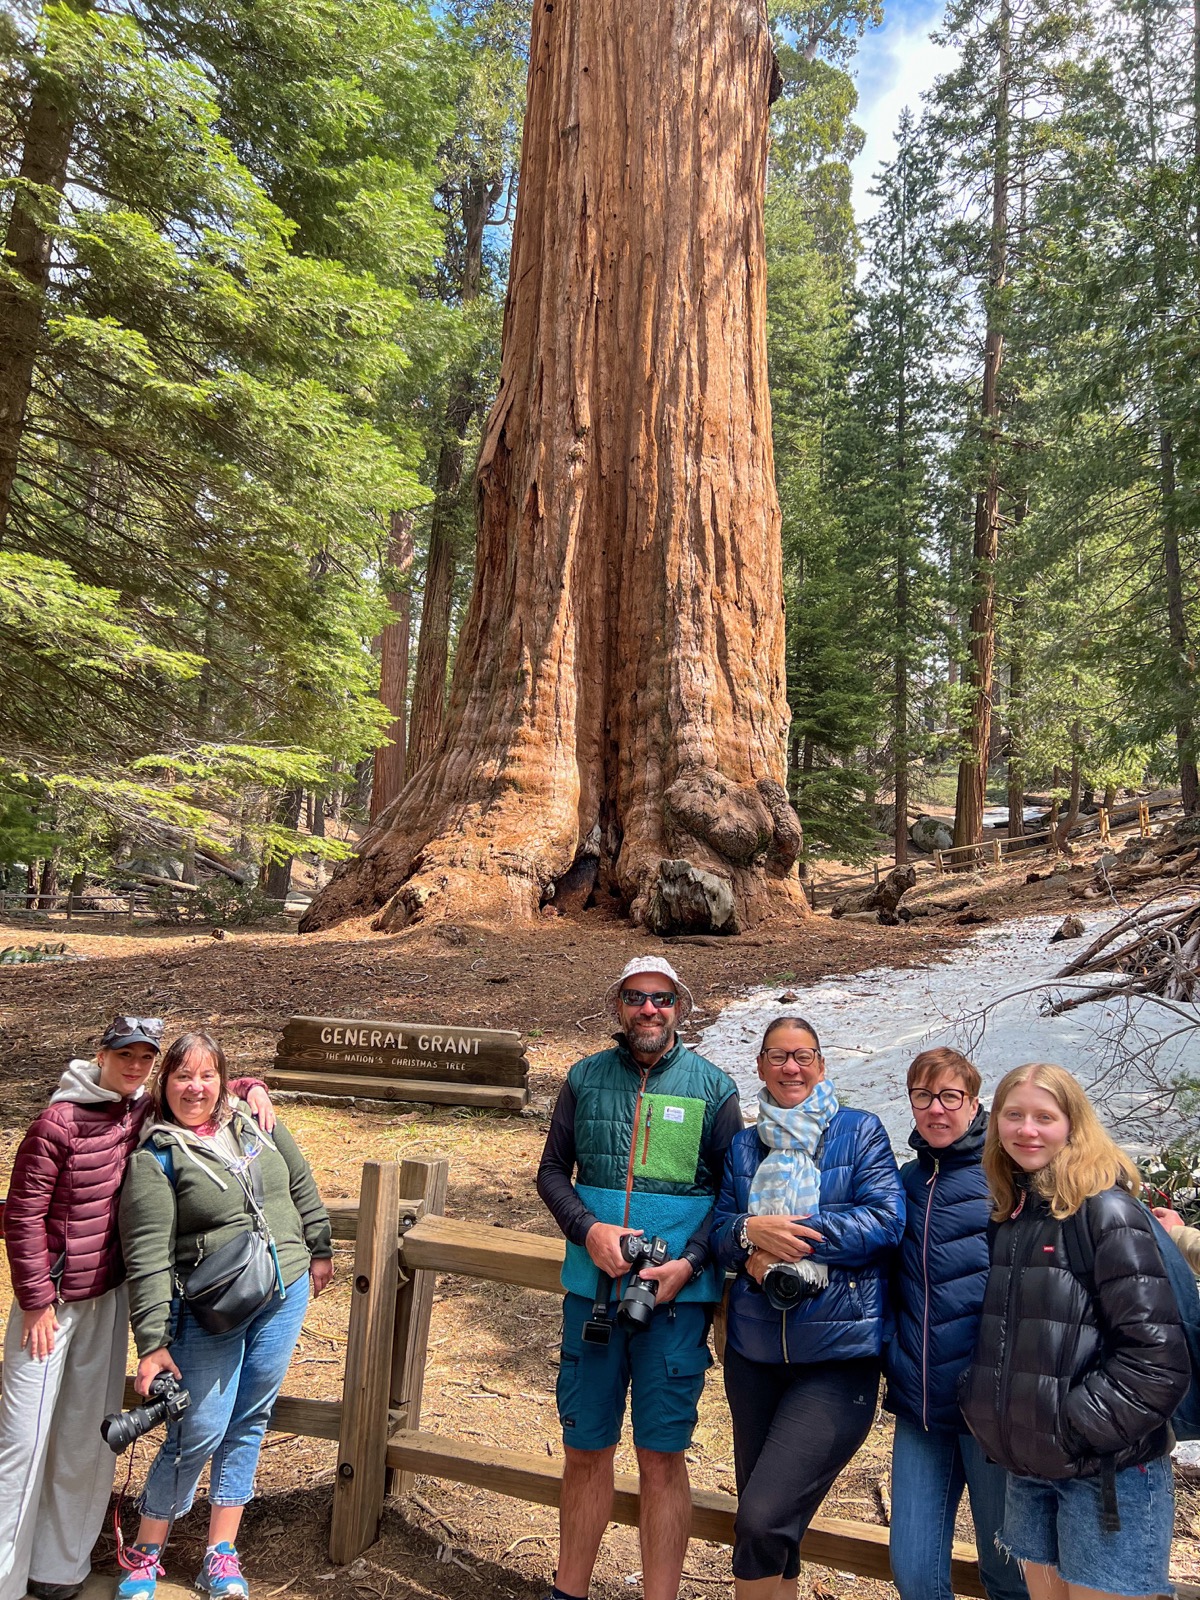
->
<box><xmin>619</xmin><ymin>989</ymin><xmax>678</xmax><ymax>1009</ymax></box>
<box><xmin>105</xmin><ymin>1015</ymin><xmax>164</xmax><ymax>1040</ymax></box>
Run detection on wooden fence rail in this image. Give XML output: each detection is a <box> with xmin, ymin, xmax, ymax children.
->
<box><xmin>1</xmin><ymin>1162</ymin><xmax>988</xmax><ymax>1594</ymax></box>
<box><xmin>933</xmin><ymin>798</ymin><xmax>1161</xmax><ymax>874</ymax></box>
<box><xmin>331</xmin><ymin>1163</ymin><xmax>990</xmax><ymax>1595</ymax></box>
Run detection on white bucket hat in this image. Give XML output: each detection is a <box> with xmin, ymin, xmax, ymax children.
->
<box><xmin>604</xmin><ymin>955</ymin><xmax>694</xmax><ymax>1023</ymax></box>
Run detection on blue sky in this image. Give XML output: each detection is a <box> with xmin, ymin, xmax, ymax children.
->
<box><xmin>848</xmin><ymin>0</ymin><xmax>956</xmax><ymax>220</ymax></box>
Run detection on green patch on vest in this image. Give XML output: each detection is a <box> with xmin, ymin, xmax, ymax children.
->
<box><xmin>631</xmin><ymin>1093</ymin><xmax>705</xmax><ymax>1185</ymax></box>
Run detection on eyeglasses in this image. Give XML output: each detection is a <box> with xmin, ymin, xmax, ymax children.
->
<box><xmin>762</xmin><ymin>1048</ymin><xmax>821</xmax><ymax>1068</ymax></box>
<box><xmin>620</xmin><ymin>989</ymin><xmax>677</xmax><ymax>1009</ymax></box>
<box><xmin>910</xmin><ymin>1087</ymin><xmax>968</xmax><ymax>1110</ymax></box>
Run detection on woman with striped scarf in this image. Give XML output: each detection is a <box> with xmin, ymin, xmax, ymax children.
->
<box><xmin>710</xmin><ymin>1016</ymin><xmax>904</xmax><ymax>1600</ymax></box>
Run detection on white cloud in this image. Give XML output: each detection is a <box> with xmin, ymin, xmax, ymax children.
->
<box><xmin>850</xmin><ymin>0</ymin><xmax>957</xmax><ymax>222</ymax></box>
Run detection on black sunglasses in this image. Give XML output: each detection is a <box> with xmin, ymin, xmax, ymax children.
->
<box><xmin>619</xmin><ymin>989</ymin><xmax>678</xmax><ymax>1009</ymax></box>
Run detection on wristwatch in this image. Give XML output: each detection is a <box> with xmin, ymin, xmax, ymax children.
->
<box><xmin>680</xmin><ymin>1247</ymin><xmax>705</xmax><ymax>1283</ymax></box>
<box><xmin>736</xmin><ymin>1214</ymin><xmax>756</xmax><ymax>1255</ymax></box>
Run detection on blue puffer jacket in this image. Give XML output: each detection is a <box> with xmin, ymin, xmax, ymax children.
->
<box><xmin>884</xmin><ymin>1108</ymin><xmax>991</xmax><ymax>1432</ymax></box>
<box><xmin>711</xmin><ymin>1107</ymin><xmax>904</xmax><ymax>1365</ymax></box>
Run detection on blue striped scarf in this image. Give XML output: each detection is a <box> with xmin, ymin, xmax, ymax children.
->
<box><xmin>748</xmin><ymin>1079</ymin><xmax>839</xmax><ymax>1216</ymax></box>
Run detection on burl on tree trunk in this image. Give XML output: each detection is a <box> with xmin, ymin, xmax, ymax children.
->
<box><xmin>303</xmin><ymin>0</ymin><xmax>804</xmax><ymax>936</ymax></box>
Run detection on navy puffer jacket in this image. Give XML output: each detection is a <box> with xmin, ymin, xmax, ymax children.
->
<box><xmin>884</xmin><ymin>1108</ymin><xmax>991</xmax><ymax>1432</ymax></box>
<box><xmin>712</xmin><ymin>1107</ymin><xmax>904</xmax><ymax>1365</ymax></box>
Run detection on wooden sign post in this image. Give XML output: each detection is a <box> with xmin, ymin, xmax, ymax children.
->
<box><xmin>269</xmin><ymin>1015</ymin><xmax>529</xmax><ymax>1109</ymax></box>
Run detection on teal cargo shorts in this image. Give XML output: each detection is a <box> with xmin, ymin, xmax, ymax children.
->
<box><xmin>556</xmin><ymin>1291</ymin><xmax>713</xmax><ymax>1454</ymax></box>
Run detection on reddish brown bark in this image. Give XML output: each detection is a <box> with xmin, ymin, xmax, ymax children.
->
<box><xmin>370</xmin><ymin>511</ymin><xmax>415</xmax><ymax>820</ymax></box>
<box><xmin>303</xmin><ymin>0</ymin><xmax>803</xmax><ymax>934</ymax></box>
<box><xmin>407</xmin><ymin>174</ymin><xmax>498</xmax><ymax>779</ymax></box>
<box><xmin>406</xmin><ymin>406</ymin><xmax>468</xmax><ymax>777</ymax></box>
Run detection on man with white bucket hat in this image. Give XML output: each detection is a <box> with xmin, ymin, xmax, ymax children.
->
<box><xmin>536</xmin><ymin>956</ymin><xmax>741</xmax><ymax>1600</ymax></box>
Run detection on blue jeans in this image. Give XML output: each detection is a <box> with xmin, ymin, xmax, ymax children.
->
<box><xmin>141</xmin><ymin>1275</ymin><xmax>310</xmax><ymax>1521</ymax></box>
<box><xmin>889</xmin><ymin>1415</ymin><xmax>1028</xmax><ymax>1600</ymax></box>
<box><xmin>1001</xmin><ymin>1456</ymin><xmax>1174</xmax><ymax>1598</ymax></box>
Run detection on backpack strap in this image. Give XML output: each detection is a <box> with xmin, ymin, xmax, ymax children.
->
<box><xmin>150</xmin><ymin>1143</ymin><xmax>176</xmax><ymax>1184</ymax></box>
<box><xmin>1062</xmin><ymin>1198</ymin><xmax>1096</xmax><ymax>1289</ymax></box>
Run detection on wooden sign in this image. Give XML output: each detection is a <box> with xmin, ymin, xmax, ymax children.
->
<box><xmin>270</xmin><ymin>1015</ymin><xmax>529</xmax><ymax>1110</ymax></box>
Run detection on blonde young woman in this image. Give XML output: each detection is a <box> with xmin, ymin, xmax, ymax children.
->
<box><xmin>959</xmin><ymin>1064</ymin><xmax>1190</xmax><ymax>1600</ymax></box>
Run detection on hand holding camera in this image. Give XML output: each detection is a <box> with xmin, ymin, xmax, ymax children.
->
<box><xmin>744</xmin><ymin>1212</ymin><xmax>823</xmax><ymax>1261</ymax></box>
<box><xmin>585</xmin><ymin>1221</ymin><xmax>645</xmax><ymax>1276</ymax></box>
<box><xmin>101</xmin><ymin>1372</ymin><xmax>191</xmax><ymax>1454</ymax></box>
<box><xmin>582</xmin><ymin>1232</ymin><xmax>673</xmax><ymax>1344</ymax></box>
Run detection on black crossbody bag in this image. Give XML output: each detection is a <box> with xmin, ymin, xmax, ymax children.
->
<box><xmin>163</xmin><ymin>1139</ymin><xmax>283</xmax><ymax>1335</ymax></box>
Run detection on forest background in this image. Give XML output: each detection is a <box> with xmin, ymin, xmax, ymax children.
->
<box><xmin>2</xmin><ymin>0</ymin><xmax>1197</xmax><ymax>904</ymax></box>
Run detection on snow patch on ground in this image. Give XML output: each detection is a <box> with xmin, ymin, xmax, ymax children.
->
<box><xmin>696</xmin><ymin>911</ymin><xmax>1200</xmax><ymax>1154</ymax></box>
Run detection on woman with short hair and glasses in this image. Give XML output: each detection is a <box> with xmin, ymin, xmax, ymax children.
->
<box><xmin>884</xmin><ymin>1048</ymin><xmax>1027</xmax><ymax>1600</ymax></box>
<box><xmin>710</xmin><ymin>1016</ymin><xmax>903</xmax><ymax>1600</ymax></box>
<box><xmin>0</xmin><ymin>1018</ymin><xmax>274</xmax><ymax>1600</ymax></box>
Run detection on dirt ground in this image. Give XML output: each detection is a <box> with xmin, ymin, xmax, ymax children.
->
<box><xmin>3</xmin><ymin>854</ymin><xmax>1199</xmax><ymax>1599</ymax></box>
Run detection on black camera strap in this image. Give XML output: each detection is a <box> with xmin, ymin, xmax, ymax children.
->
<box><xmin>591</xmin><ymin>1272</ymin><xmax>612</xmax><ymax>1323</ymax></box>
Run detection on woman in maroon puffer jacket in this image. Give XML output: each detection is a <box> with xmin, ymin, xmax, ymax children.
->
<box><xmin>0</xmin><ymin>1016</ymin><xmax>273</xmax><ymax>1600</ymax></box>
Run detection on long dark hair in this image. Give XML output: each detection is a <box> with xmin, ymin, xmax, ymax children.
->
<box><xmin>153</xmin><ymin>1031</ymin><xmax>228</xmax><ymax>1124</ymax></box>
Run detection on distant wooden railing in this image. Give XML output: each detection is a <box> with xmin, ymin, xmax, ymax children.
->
<box><xmin>0</xmin><ymin>890</ymin><xmax>292</xmax><ymax>920</ymax></box>
<box><xmin>933</xmin><ymin>798</ymin><xmax>1161</xmax><ymax>874</ymax></box>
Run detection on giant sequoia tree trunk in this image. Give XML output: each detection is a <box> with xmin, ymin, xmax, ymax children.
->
<box><xmin>370</xmin><ymin>511</ymin><xmax>415</xmax><ymax>820</ymax></box>
<box><xmin>407</xmin><ymin>174</ymin><xmax>497</xmax><ymax>780</ymax></box>
<box><xmin>303</xmin><ymin>0</ymin><xmax>804</xmax><ymax>935</ymax></box>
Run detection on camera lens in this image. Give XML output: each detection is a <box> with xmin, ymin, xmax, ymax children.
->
<box><xmin>616</xmin><ymin>1278</ymin><xmax>658</xmax><ymax>1331</ymax></box>
<box><xmin>763</xmin><ymin>1264</ymin><xmax>806</xmax><ymax>1312</ymax></box>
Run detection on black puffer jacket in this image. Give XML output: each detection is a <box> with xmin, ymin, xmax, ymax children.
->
<box><xmin>960</xmin><ymin>1182</ymin><xmax>1190</xmax><ymax>1480</ymax></box>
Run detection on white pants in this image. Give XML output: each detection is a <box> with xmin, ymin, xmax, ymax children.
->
<box><xmin>0</xmin><ymin>1286</ymin><xmax>128</xmax><ymax>1600</ymax></box>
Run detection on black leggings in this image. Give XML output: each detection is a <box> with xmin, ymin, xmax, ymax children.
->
<box><xmin>724</xmin><ymin>1346</ymin><xmax>880</xmax><ymax>1580</ymax></box>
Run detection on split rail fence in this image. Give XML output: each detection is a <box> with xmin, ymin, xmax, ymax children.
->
<box><xmin>286</xmin><ymin>1160</ymin><xmax>989</xmax><ymax>1594</ymax></box>
<box><xmin>932</xmin><ymin>799</ymin><xmax>1156</xmax><ymax>874</ymax></box>
<box><xmin>0</xmin><ymin>1159</ymin><xmax>989</xmax><ymax>1592</ymax></box>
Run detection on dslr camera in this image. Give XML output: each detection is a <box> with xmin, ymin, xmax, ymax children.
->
<box><xmin>101</xmin><ymin>1371</ymin><xmax>190</xmax><ymax>1453</ymax></box>
<box><xmin>616</xmin><ymin>1232</ymin><xmax>669</xmax><ymax>1331</ymax></box>
<box><xmin>581</xmin><ymin>1233</ymin><xmax>670</xmax><ymax>1345</ymax></box>
<box><xmin>762</xmin><ymin>1258</ymin><xmax>829</xmax><ymax>1313</ymax></box>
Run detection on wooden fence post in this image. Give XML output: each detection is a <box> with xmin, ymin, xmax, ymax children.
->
<box><xmin>386</xmin><ymin>1156</ymin><xmax>450</xmax><ymax>1497</ymax></box>
<box><xmin>991</xmin><ymin>840</ymin><xmax>1002</xmax><ymax>868</ymax></box>
<box><xmin>1099</xmin><ymin>807</ymin><xmax>1110</xmax><ymax>843</ymax></box>
<box><xmin>330</xmin><ymin>1160</ymin><xmax>402</xmax><ymax>1564</ymax></box>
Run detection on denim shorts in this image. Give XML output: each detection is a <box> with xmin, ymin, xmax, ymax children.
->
<box><xmin>556</xmin><ymin>1292</ymin><xmax>712</xmax><ymax>1453</ymax></box>
<box><xmin>1000</xmin><ymin>1455</ymin><xmax>1175</xmax><ymax>1598</ymax></box>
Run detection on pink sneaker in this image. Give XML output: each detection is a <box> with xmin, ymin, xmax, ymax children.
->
<box><xmin>195</xmin><ymin>1543</ymin><xmax>248</xmax><ymax>1600</ymax></box>
<box><xmin>116</xmin><ymin>1544</ymin><xmax>163</xmax><ymax>1600</ymax></box>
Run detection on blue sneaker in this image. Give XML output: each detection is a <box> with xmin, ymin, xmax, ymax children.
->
<box><xmin>195</xmin><ymin>1544</ymin><xmax>248</xmax><ymax>1600</ymax></box>
<box><xmin>116</xmin><ymin>1545</ymin><xmax>163</xmax><ymax>1600</ymax></box>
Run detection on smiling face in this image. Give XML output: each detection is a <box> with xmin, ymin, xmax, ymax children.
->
<box><xmin>997</xmin><ymin>1079</ymin><xmax>1071</xmax><ymax>1172</ymax></box>
<box><xmin>96</xmin><ymin>1042</ymin><xmax>159</xmax><ymax>1099</ymax></box>
<box><xmin>164</xmin><ymin>1045</ymin><xmax>223</xmax><ymax>1128</ymax></box>
<box><xmin>757</xmin><ymin>1023</ymin><xmax>825</xmax><ymax>1108</ymax></box>
<box><xmin>911</xmin><ymin>1070</ymin><xmax>979</xmax><ymax>1149</ymax></box>
<box><xmin>617</xmin><ymin>970</ymin><xmax>679</xmax><ymax>1064</ymax></box>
